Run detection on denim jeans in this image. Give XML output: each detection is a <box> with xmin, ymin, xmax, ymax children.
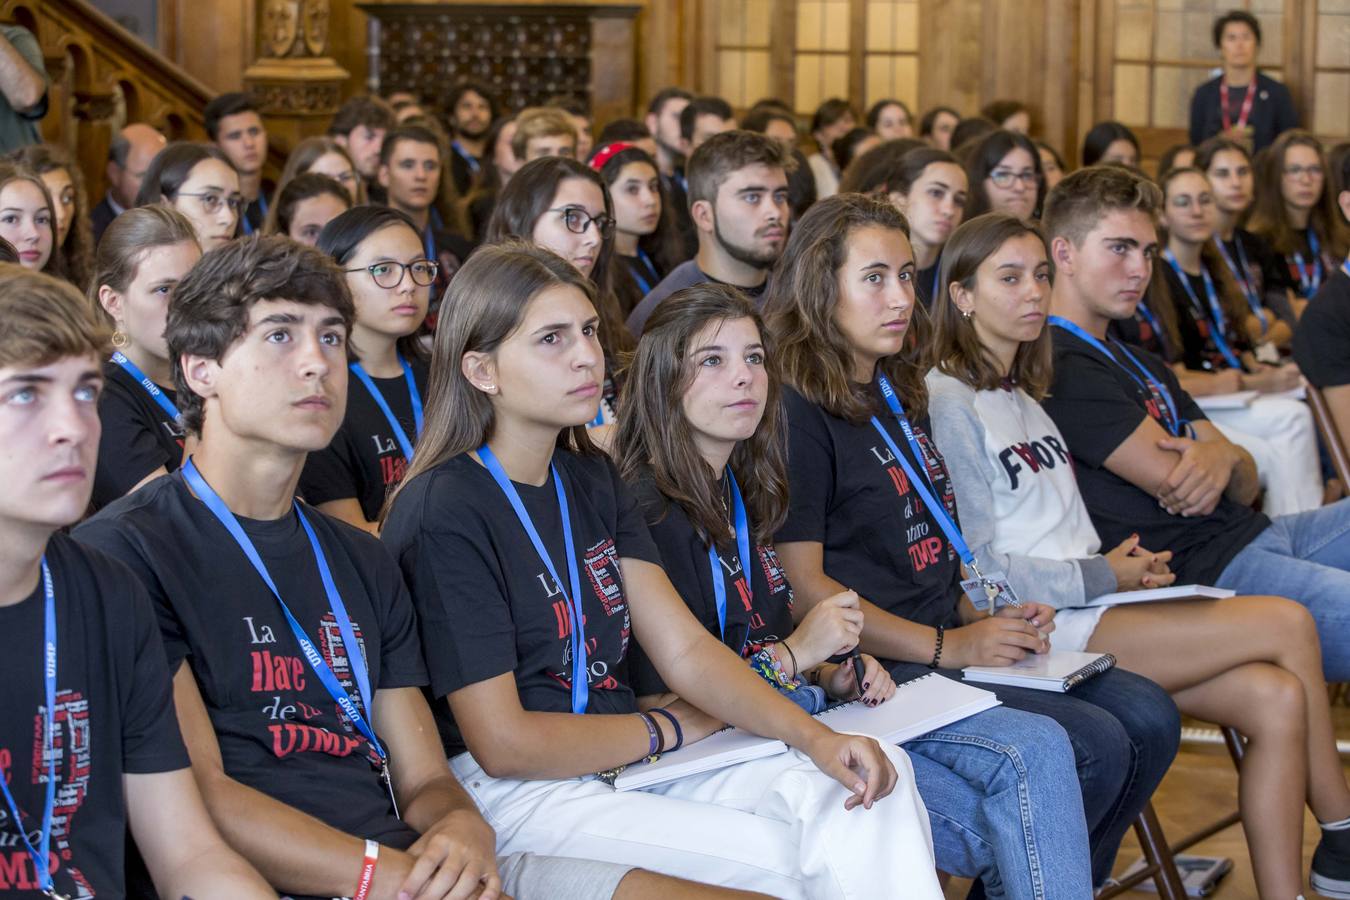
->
<box><xmin>894</xmin><ymin>662</ymin><xmax>1180</xmax><ymax>889</ymax></box>
<box><xmin>1215</xmin><ymin>500</ymin><xmax>1350</xmax><ymax>681</ymax></box>
<box><xmin>902</xmin><ymin>702</ymin><xmax>1094</xmax><ymax>900</ymax></box>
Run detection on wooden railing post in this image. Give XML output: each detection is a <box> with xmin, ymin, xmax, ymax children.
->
<box><xmin>244</xmin><ymin>0</ymin><xmax>349</xmax><ymax>152</ymax></box>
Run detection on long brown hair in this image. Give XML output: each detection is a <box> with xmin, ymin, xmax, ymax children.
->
<box><xmin>10</xmin><ymin>145</ymin><xmax>94</xmax><ymax>291</ymax></box>
<box><xmin>265</xmin><ymin>136</ymin><xmax>366</xmax><ymax>228</ymax></box>
<box><xmin>932</xmin><ymin>213</ymin><xmax>1054</xmax><ymax>400</ymax></box>
<box><xmin>1247</xmin><ymin>130</ymin><xmax>1350</xmax><ymax>261</ymax></box>
<box><xmin>763</xmin><ymin>193</ymin><xmax>932</xmax><ymax>423</ymax></box>
<box><xmin>613</xmin><ymin>284</ymin><xmax>789</xmax><ymax>545</ymax></box>
<box><xmin>88</xmin><ymin>205</ymin><xmax>199</xmax><ymax>327</ymax></box>
<box><xmin>382</xmin><ymin>242</ymin><xmax>599</xmax><ymax>520</ymax></box>
<box><xmin>1158</xmin><ymin>166</ymin><xmax>1253</xmax><ymax>338</ymax></box>
<box><xmin>0</xmin><ymin>162</ymin><xmax>59</xmax><ymax>278</ymax></box>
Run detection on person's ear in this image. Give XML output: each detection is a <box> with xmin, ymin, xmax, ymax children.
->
<box><xmin>888</xmin><ymin>191</ymin><xmax>909</xmax><ymax>214</ymax></box>
<box><xmin>949</xmin><ymin>280</ymin><xmax>975</xmax><ymax>317</ymax></box>
<box><xmin>1051</xmin><ymin>235</ymin><xmax>1076</xmax><ymax>276</ymax></box>
<box><xmin>180</xmin><ymin>353</ymin><xmax>221</xmax><ymax>405</ymax></box>
<box><xmin>97</xmin><ymin>284</ymin><xmax>123</xmax><ymax>324</ymax></box>
<box><xmin>377</xmin><ymin>164</ymin><xmax>391</xmax><ymax>190</ymax></box>
<box><xmin>690</xmin><ymin>198</ymin><xmax>715</xmax><ymax>234</ymax></box>
<box><xmin>1338</xmin><ymin>189</ymin><xmax>1350</xmax><ymax>226</ymax></box>
<box><xmin>461</xmin><ymin>351</ymin><xmax>500</xmax><ymax>396</ymax></box>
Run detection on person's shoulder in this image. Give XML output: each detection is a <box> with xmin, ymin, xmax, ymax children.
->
<box><xmin>1303</xmin><ymin>269</ymin><xmax>1350</xmax><ymax>322</ymax></box>
<box><xmin>925</xmin><ymin>369</ymin><xmax>977</xmax><ymax>406</ymax></box>
<box><xmin>78</xmin><ymin>473</ymin><xmax>183</xmax><ymax>539</ymax></box>
<box><xmin>623</xmin><ymin>463</ymin><xmax>675</xmax><ymax>521</ymax></box>
<box><xmin>652</xmin><ymin>260</ymin><xmax>705</xmax><ymax>295</ymax></box>
<box><xmin>45</xmin><ymin>531</ymin><xmax>153</xmax><ymax>617</ymax></box>
<box><xmin>1258</xmin><ymin>72</ymin><xmax>1292</xmax><ymax>96</ymax></box>
<box><xmin>556</xmin><ymin>447</ymin><xmax>625</xmax><ymax>492</ymax></box>
<box><xmin>384</xmin><ymin>453</ymin><xmax>480</xmax><ymax>526</ymax></box>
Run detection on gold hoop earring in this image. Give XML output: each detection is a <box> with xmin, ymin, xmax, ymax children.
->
<box><xmin>111</xmin><ymin>330</ymin><xmax>129</xmax><ymax>348</ymax></box>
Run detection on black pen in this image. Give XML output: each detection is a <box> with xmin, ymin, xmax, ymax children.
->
<box><xmin>849</xmin><ymin>651</ymin><xmax>867</xmax><ymax>698</ymax></box>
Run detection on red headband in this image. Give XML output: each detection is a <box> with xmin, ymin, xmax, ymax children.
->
<box><xmin>588</xmin><ymin>142</ymin><xmax>636</xmax><ymax>172</ymax></box>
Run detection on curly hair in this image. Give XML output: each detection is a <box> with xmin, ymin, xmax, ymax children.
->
<box><xmin>10</xmin><ymin>144</ymin><xmax>94</xmax><ymax>290</ymax></box>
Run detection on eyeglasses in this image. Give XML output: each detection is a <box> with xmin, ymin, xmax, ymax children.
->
<box><xmin>178</xmin><ymin>191</ymin><xmax>245</xmax><ymax>215</ymax></box>
<box><xmin>344</xmin><ymin>259</ymin><xmax>440</xmax><ymax>288</ymax></box>
<box><xmin>1283</xmin><ymin>164</ymin><xmax>1324</xmax><ymax>180</ymax></box>
<box><xmin>552</xmin><ymin>206</ymin><xmax>615</xmax><ymax>238</ymax></box>
<box><xmin>988</xmin><ymin>169</ymin><xmax>1040</xmax><ymax>188</ymax></box>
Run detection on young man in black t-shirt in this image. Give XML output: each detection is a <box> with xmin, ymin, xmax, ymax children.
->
<box><xmin>329</xmin><ymin>96</ymin><xmax>397</xmax><ymax>200</ymax></box>
<box><xmin>447</xmin><ymin>83</ymin><xmax>496</xmax><ymax>197</ymax></box>
<box><xmin>76</xmin><ymin>236</ymin><xmax>752</xmax><ymax>900</ymax></box>
<box><xmin>205</xmin><ymin>93</ymin><xmax>272</xmax><ymax>236</ymax></box>
<box><xmin>0</xmin><ymin>265</ymin><xmax>272</xmax><ymax>898</ymax></box>
<box><xmin>1041</xmin><ymin>166</ymin><xmax>1350</xmax><ymax>895</ymax></box>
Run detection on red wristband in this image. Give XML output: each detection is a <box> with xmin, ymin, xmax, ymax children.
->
<box><xmin>353</xmin><ymin>838</ymin><xmax>379</xmax><ymax>900</ymax></box>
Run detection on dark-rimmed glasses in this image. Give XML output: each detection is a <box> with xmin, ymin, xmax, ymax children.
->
<box><xmin>551</xmin><ymin>206</ymin><xmax>615</xmax><ymax>238</ymax></box>
<box><xmin>344</xmin><ymin>260</ymin><xmax>440</xmax><ymax>288</ymax></box>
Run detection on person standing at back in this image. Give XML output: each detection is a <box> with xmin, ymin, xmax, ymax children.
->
<box><xmin>1188</xmin><ymin>9</ymin><xmax>1297</xmax><ymax>154</ymax></box>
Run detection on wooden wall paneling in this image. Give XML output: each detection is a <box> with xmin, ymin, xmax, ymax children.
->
<box><xmin>1040</xmin><ymin>0</ymin><xmax>1079</xmax><ymax>161</ymax></box>
<box><xmin>589</xmin><ymin>12</ymin><xmax>637</xmax><ymax>127</ymax></box>
<box><xmin>770</xmin><ymin>0</ymin><xmax>797</xmax><ymax>108</ymax></box>
<box><xmin>916</xmin><ymin>0</ymin><xmax>983</xmax><ymax>115</ymax></box>
<box><xmin>169</xmin><ymin>0</ymin><xmax>249</xmax><ymax>92</ymax></box>
<box><xmin>635</xmin><ymin>0</ymin><xmax>687</xmax><ymax>114</ymax></box>
<box><xmin>847</xmin><ymin>0</ymin><xmax>866</xmax><ymax>113</ymax></box>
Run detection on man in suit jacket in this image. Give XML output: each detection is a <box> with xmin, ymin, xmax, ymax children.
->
<box><xmin>92</xmin><ymin>123</ymin><xmax>166</xmax><ymax>244</ymax></box>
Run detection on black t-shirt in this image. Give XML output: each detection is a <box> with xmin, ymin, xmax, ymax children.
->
<box><xmin>1293</xmin><ymin>267</ymin><xmax>1350</xmax><ymax>389</ymax></box>
<box><xmin>625</xmin><ymin>469</ymin><xmax>796</xmax><ymax>697</ymax></box>
<box><xmin>381</xmin><ymin>450</ymin><xmax>661</xmax><ymax>757</ymax></box>
<box><xmin>915</xmin><ymin>258</ymin><xmax>942</xmax><ymax>310</ymax></box>
<box><xmin>0</xmin><ymin>532</ymin><xmax>187</xmax><ymax>899</ymax></box>
<box><xmin>1188</xmin><ymin>72</ymin><xmax>1299</xmax><ymax>153</ymax></box>
<box><xmin>300</xmin><ymin>358</ymin><xmax>429</xmax><ymax>522</ymax></box>
<box><xmin>776</xmin><ymin>384</ymin><xmax>962</xmax><ymax>632</ymax></box>
<box><xmin>73</xmin><ymin>474</ymin><xmax>427</xmax><ymax>853</ymax></box>
<box><xmin>1278</xmin><ymin>229</ymin><xmax>1334</xmax><ymax>300</ymax></box>
<box><xmin>92</xmin><ymin>362</ymin><xmax>184</xmax><ymax>511</ymax></box>
<box><xmin>449</xmin><ymin>146</ymin><xmax>478</xmax><ymax>198</ymax></box>
<box><xmin>1160</xmin><ymin>262</ymin><xmax>1252</xmax><ymax>372</ymax></box>
<box><xmin>1223</xmin><ymin>228</ymin><xmax>1293</xmax><ymax>301</ymax></box>
<box><xmin>1042</xmin><ymin>326</ymin><xmax>1270</xmax><ymax>584</ymax></box>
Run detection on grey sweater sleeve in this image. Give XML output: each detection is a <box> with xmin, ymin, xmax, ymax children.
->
<box><xmin>927</xmin><ymin>374</ymin><xmax>1116</xmax><ymax>609</ymax></box>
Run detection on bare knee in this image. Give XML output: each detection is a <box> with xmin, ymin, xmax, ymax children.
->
<box><xmin>1235</xmin><ymin>664</ymin><xmax>1308</xmax><ymax>740</ymax></box>
<box><xmin>1227</xmin><ymin>595</ymin><xmax>1320</xmax><ymax>656</ymax></box>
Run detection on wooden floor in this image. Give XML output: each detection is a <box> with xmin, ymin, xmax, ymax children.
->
<box><xmin>942</xmin><ymin>712</ymin><xmax>1350</xmax><ymax>900</ymax></box>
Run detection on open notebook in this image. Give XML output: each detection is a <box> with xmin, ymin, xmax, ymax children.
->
<box><xmin>1082</xmin><ymin>584</ymin><xmax>1234</xmax><ymax>608</ymax></box>
<box><xmin>963</xmin><ymin>650</ymin><xmax>1116</xmax><ymax>693</ymax></box>
<box><xmin>614</xmin><ymin>673</ymin><xmax>1000</xmax><ymax>791</ymax></box>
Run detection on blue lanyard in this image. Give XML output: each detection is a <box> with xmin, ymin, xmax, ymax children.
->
<box><xmin>632</xmin><ymin>249</ymin><xmax>660</xmax><ymax>296</ymax></box>
<box><xmin>452</xmin><ymin>141</ymin><xmax>481</xmax><ymax>176</ymax></box>
<box><xmin>1135</xmin><ymin>299</ymin><xmax>1162</xmax><ymax>339</ymax></box>
<box><xmin>349</xmin><ymin>358</ymin><xmax>423</xmax><ymax>462</ymax></box>
<box><xmin>1215</xmin><ymin>236</ymin><xmax>1268</xmax><ymax>330</ymax></box>
<box><xmin>872</xmin><ymin>373</ymin><xmax>980</xmax><ymax>577</ymax></box>
<box><xmin>708</xmin><ymin>467</ymin><xmax>752</xmax><ymax>648</ymax></box>
<box><xmin>180</xmin><ymin>460</ymin><xmax>392</xmax><ymax>788</ymax></box>
<box><xmin>1163</xmin><ymin>251</ymin><xmax>1243</xmax><ymax>370</ymax></box>
<box><xmin>0</xmin><ymin>559</ymin><xmax>60</xmax><ymax>898</ymax></box>
<box><xmin>111</xmin><ymin>351</ymin><xmax>180</xmax><ymax>422</ymax></box>
<box><xmin>930</xmin><ymin>267</ymin><xmax>942</xmax><ymax>305</ymax></box>
<box><xmin>240</xmin><ymin>194</ymin><xmax>268</xmax><ymax>236</ymax></box>
<box><xmin>1049</xmin><ymin>316</ymin><xmax>1190</xmax><ymax>437</ymax></box>
<box><xmin>477</xmin><ymin>445</ymin><xmax>589</xmax><ymax>714</ymax></box>
<box><xmin>1293</xmin><ymin>230</ymin><xmax>1324</xmax><ymax>296</ymax></box>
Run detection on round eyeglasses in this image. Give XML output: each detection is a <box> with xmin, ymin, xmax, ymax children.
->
<box><xmin>552</xmin><ymin>205</ymin><xmax>615</xmax><ymax>238</ymax></box>
<box><xmin>178</xmin><ymin>191</ymin><xmax>245</xmax><ymax>215</ymax></box>
<box><xmin>988</xmin><ymin>169</ymin><xmax>1040</xmax><ymax>189</ymax></box>
<box><xmin>344</xmin><ymin>259</ymin><xmax>440</xmax><ymax>288</ymax></box>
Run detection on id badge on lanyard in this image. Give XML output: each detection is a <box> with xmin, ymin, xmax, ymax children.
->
<box><xmin>709</xmin><ymin>467</ymin><xmax>753</xmax><ymax>652</ymax></box>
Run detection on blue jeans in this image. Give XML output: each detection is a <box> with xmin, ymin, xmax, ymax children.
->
<box><xmin>903</xmin><ymin>703</ymin><xmax>1093</xmax><ymax>900</ymax></box>
<box><xmin>1215</xmin><ymin>500</ymin><xmax>1350</xmax><ymax>681</ymax></box>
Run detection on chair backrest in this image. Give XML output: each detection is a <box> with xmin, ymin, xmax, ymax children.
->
<box><xmin>1306</xmin><ymin>383</ymin><xmax>1350</xmax><ymax>486</ymax></box>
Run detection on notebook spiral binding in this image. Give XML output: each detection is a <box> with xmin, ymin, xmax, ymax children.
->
<box><xmin>1062</xmin><ymin>653</ymin><xmax>1117</xmax><ymax>690</ymax></box>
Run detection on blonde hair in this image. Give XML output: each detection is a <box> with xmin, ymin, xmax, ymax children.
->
<box><xmin>0</xmin><ymin>263</ymin><xmax>110</xmax><ymax>368</ymax></box>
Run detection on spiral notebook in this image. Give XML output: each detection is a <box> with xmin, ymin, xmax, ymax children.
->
<box><xmin>962</xmin><ymin>651</ymin><xmax>1116</xmax><ymax>693</ymax></box>
<box><xmin>613</xmin><ymin>673</ymin><xmax>1001</xmax><ymax>791</ymax></box>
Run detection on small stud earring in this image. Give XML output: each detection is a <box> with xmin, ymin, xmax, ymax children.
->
<box><xmin>961</xmin><ymin>309</ymin><xmax>973</xmax><ymax>322</ymax></box>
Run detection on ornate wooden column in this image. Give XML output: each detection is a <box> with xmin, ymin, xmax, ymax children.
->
<box><xmin>244</xmin><ymin>0</ymin><xmax>350</xmax><ymax>151</ymax></box>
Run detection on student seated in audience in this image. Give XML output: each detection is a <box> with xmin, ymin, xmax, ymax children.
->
<box><xmin>1292</xmin><ymin>150</ymin><xmax>1350</xmax><ymax>449</ymax></box>
<box><xmin>446</xmin><ymin>81</ymin><xmax>497</xmax><ymax>196</ymax></box>
<box><xmin>77</xmin><ymin>234</ymin><xmax>735</xmax><ymax>900</ymax></box>
<box><xmin>271</xmin><ymin>134</ymin><xmax>366</xmax><ymax>206</ymax></box>
<box><xmin>927</xmin><ymin>211</ymin><xmax>1350</xmax><ymax>900</ymax></box>
<box><xmin>379</xmin><ymin>241</ymin><xmax>940</xmax><ymax>900</ymax></box>
<box><xmin>0</xmin><ymin>265</ymin><xmax>274</xmax><ymax>898</ymax></box>
<box><xmin>806</xmin><ymin>98</ymin><xmax>856</xmax><ymax>199</ymax></box>
<box><xmin>836</xmin><ymin>138</ymin><xmax>927</xmax><ymax>197</ymax></box>
<box><xmin>741</xmin><ymin>106</ymin><xmax>799</xmax><ymax>150</ymax></box>
<box><xmin>763</xmin><ymin>193</ymin><xmax>1181</xmax><ymax>890</ymax></box>
<box><xmin>949</xmin><ymin>117</ymin><xmax>997</xmax><ymax>156</ymax></box>
<box><xmin>867</xmin><ymin>99</ymin><xmax>915</xmax><ymax>140</ymax></box>
<box><xmin>643</xmin><ymin>87</ymin><xmax>694</xmax><ymax>183</ymax></box>
<box><xmin>12</xmin><ymin>143</ymin><xmax>93</xmax><ymax>289</ymax></box>
<box><xmin>512</xmin><ymin>107</ymin><xmax>579</xmax><ymax>163</ymax></box>
<box><xmin>1037</xmin><ymin>142</ymin><xmax>1068</xmax><ymax>191</ymax></box>
<box><xmin>393</xmin><ymin>115</ymin><xmax>473</xmax><ymax>256</ymax></box>
<box><xmin>1150</xmin><ymin>165</ymin><xmax>1319</xmax><ymax>516</ymax></box>
<box><xmin>462</xmin><ymin>115</ymin><xmax>518</xmax><ymax>244</ymax></box>
<box><xmin>1156</xmin><ymin>143</ymin><xmax>1196</xmax><ymax>178</ymax></box>
<box><xmin>88</xmin><ymin>206</ymin><xmax>199</xmax><ymax>510</ymax></box>
<box><xmin>681</xmin><ymin>96</ymin><xmax>738</xmax><ymax>157</ymax></box>
<box><xmin>377</xmin><ymin>124</ymin><xmax>469</xmax><ymax>305</ymax></box>
<box><xmin>1248</xmin><ymin>130</ymin><xmax>1349</xmax><ymax>307</ymax></box>
<box><xmin>1040</xmin><ymin>164</ymin><xmax>1350</xmax><ymax>694</ymax></box>
<box><xmin>204</xmin><ymin>93</ymin><xmax>270</xmax><ymax>235</ymax></box>
<box><xmin>0</xmin><ymin>161</ymin><xmax>56</xmax><ymax>275</ymax></box>
<box><xmin>979</xmin><ymin>100</ymin><xmax>1031</xmax><ymax>135</ymax></box>
<box><xmin>393</xmin><ymin>99</ymin><xmax>425</xmax><ymax>125</ymax></box>
<box><xmin>92</xmin><ymin>122</ymin><xmax>166</xmax><ymax>243</ymax></box>
<box><xmin>597</xmin><ymin>118</ymin><xmax>660</xmax><ymax>160</ymax></box>
<box><xmin>136</xmin><ymin>142</ymin><xmax>242</xmax><ymax>251</ymax></box>
<box><xmin>612</xmin><ymin>284</ymin><xmax>1094</xmax><ymax>899</ymax></box>
<box><xmin>961</xmin><ymin>130</ymin><xmax>1045</xmax><ymax>225</ymax></box>
<box><xmin>920</xmin><ymin>105</ymin><xmax>961</xmax><ymax>151</ymax></box>
<box><xmin>549</xmin><ymin>95</ymin><xmax>596</xmax><ymax>161</ymax></box>
<box><xmin>486</xmin><ymin>156</ymin><xmax>633</xmax><ymax>433</ymax></box>
<box><xmin>1189</xmin><ymin>9</ymin><xmax>1298</xmax><ymax>154</ymax></box>
<box><xmin>263</xmin><ymin>173</ymin><xmax>351</xmax><ymax>246</ymax></box>
<box><xmin>627</xmin><ymin>131</ymin><xmax>790</xmax><ymax>335</ymax></box>
<box><xmin>831</xmin><ymin>127</ymin><xmax>881</xmax><ymax>176</ymax></box>
<box><xmin>590</xmin><ymin>142</ymin><xmax>683</xmax><ymax>317</ymax></box>
<box><xmin>303</xmin><ymin>207</ymin><xmax>430</xmax><ymax>533</ymax></box>
<box><xmin>1081</xmin><ymin>122</ymin><xmax>1140</xmax><ymax>168</ymax></box>
<box><xmin>882</xmin><ymin>147</ymin><xmax>969</xmax><ymax>308</ymax></box>
<box><xmin>328</xmin><ymin>94</ymin><xmax>397</xmax><ymax>195</ymax></box>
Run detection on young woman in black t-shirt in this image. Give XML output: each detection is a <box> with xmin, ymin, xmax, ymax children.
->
<box><xmin>307</xmin><ymin>206</ymin><xmax>432</xmax><ymax>533</ymax></box>
<box><xmin>89</xmin><ymin>205</ymin><xmax>201</xmax><ymax>510</ymax></box>
<box><xmin>589</xmin><ymin>143</ymin><xmax>682</xmax><ymax>318</ymax></box>
<box><xmin>612</xmin><ymin>283</ymin><xmax>1095</xmax><ymax>898</ymax></box>
<box><xmin>381</xmin><ymin>242</ymin><xmax>942</xmax><ymax>898</ymax></box>
<box><xmin>885</xmin><ymin>148</ymin><xmax>968</xmax><ymax>308</ymax></box>
<box><xmin>762</xmin><ymin>193</ymin><xmax>1181</xmax><ymax>889</ymax></box>
<box><xmin>1248</xmin><ymin>131</ymin><xmax>1350</xmax><ymax>308</ymax></box>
